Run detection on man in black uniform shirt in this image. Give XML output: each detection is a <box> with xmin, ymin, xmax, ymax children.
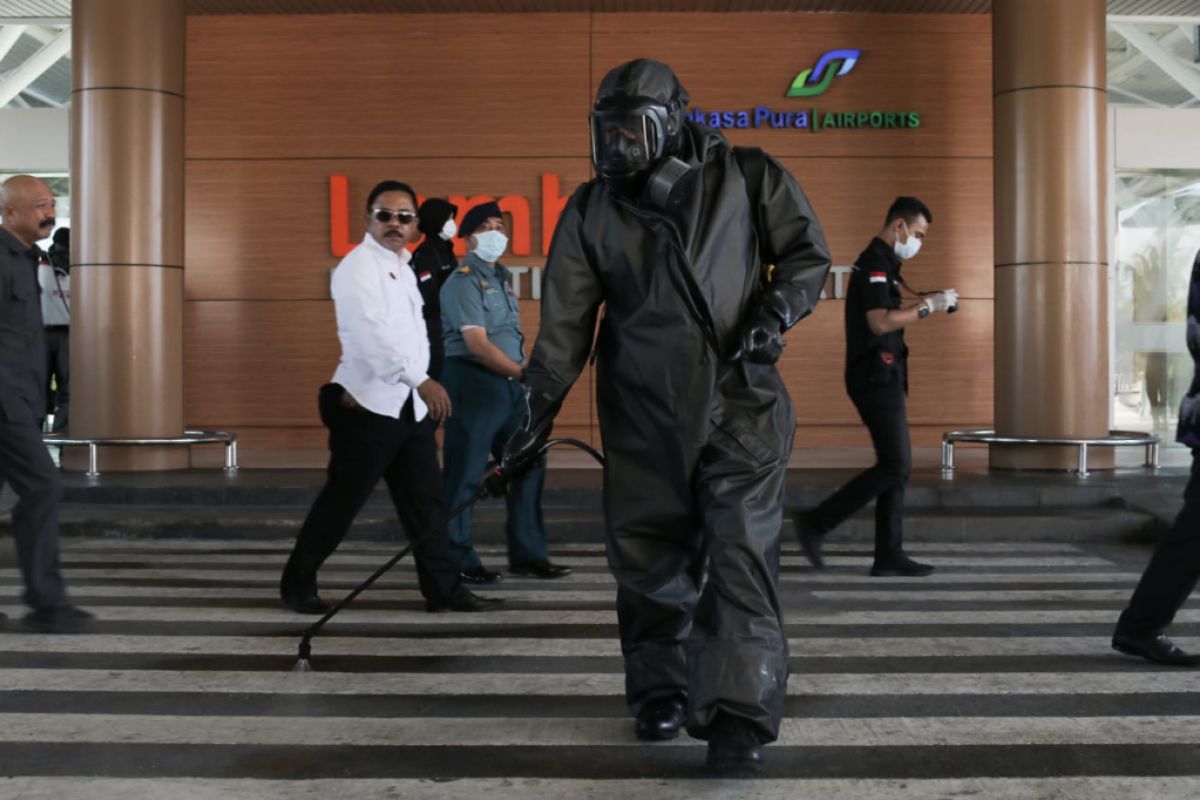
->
<box><xmin>796</xmin><ymin>197</ymin><xmax>956</xmax><ymax>577</ymax></box>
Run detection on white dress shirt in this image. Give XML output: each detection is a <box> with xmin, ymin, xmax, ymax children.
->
<box><xmin>331</xmin><ymin>232</ymin><xmax>430</xmax><ymax>421</ymax></box>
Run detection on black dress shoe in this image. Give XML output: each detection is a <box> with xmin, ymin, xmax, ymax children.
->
<box><xmin>705</xmin><ymin>713</ymin><xmax>764</xmax><ymax>777</ymax></box>
<box><xmin>460</xmin><ymin>566</ymin><xmax>503</xmax><ymax>585</ymax></box>
<box><xmin>635</xmin><ymin>695</ymin><xmax>687</xmax><ymax>741</ymax></box>
<box><xmin>1112</xmin><ymin>633</ymin><xmax>1200</xmax><ymax>667</ymax></box>
<box><xmin>281</xmin><ymin>589</ymin><xmax>331</xmax><ymax>615</ymax></box>
<box><xmin>426</xmin><ymin>589</ymin><xmax>505</xmax><ymax>613</ymax></box>
<box><xmin>870</xmin><ymin>554</ymin><xmax>935</xmax><ymax>577</ymax></box>
<box><xmin>794</xmin><ymin>512</ymin><xmax>825</xmax><ymax>570</ymax></box>
<box><xmin>509</xmin><ymin>560</ymin><xmax>572</xmax><ymax>579</ymax></box>
<box><xmin>22</xmin><ymin>605</ymin><xmax>95</xmax><ymax>634</ymax></box>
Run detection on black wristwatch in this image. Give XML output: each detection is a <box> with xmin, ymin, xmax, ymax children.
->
<box><xmin>917</xmin><ymin>302</ymin><xmax>931</xmax><ymax>319</ymax></box>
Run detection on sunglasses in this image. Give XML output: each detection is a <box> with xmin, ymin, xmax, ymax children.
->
<box><xmin>372</xmin><ymin>208</ymin><xmax>417</xmax><ymax>225</ymax></box>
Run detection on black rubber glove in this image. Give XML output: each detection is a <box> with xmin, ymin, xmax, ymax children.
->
<box><xmin>483</xmin><ymin>388</ymin><xmax>561</xmax><ymax>498</ymax></box>
<box><xmin>731</xmin><ymin>288</ymin><xmax>792</xmax><ymax>365</ymax></box>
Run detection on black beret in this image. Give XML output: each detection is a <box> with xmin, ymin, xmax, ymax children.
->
<box><xmin>459</xmin><ymin>201</ymin><xmax>503</xmax><ymax>239</ymax></box>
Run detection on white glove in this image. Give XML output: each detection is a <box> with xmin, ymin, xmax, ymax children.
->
<box><xmin>926</xmin><ymin>289</ymin><xmax>958</xmax><ymax>314</ymax></box>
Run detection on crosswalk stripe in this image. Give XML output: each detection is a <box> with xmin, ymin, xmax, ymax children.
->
<box><xmin>0</xmin><ymin>569</ymin><xmax>1146</xmax><ymax>584</ymax></box>
<box><xmin>2</xmin><ymin>713</ymin><xmax>1198</xmax><ymax>747</ymax></box>
<box><xmin>60</xmin><ymin>540</ymin><xmax>1093</xmax><ymax>554</ymax></box>
<box><xmin>45</xmin><ymin>585</ymin><xmax>616</xmax><ymax>602</ymax></box>
<box><xmin>0</xmin><ymin>669</ymin><xmax>1193</xmax><ymax>696</ymax></box>
<box><xmin>1</xmin><ymin>605</ymin><xmax>1187</xmax><ymax>625</ymax></box>
<box><xmin>0</xmin><ymin>777</ymin><xmax>1197</xmax><ymax>800</ymax></box>
<box><xmin>811</xmin><ymin>589</ymin><xmax>1144</xmax><ymax>601</ymax></box>
<box><xmin>15</xmin><ymin>585</ymin><xmax>1155</xmax><ymax>604</ymax></box>
<box><xmin>1</xmin><ymin>634</ymin><xmax>1184</xmax><ymax>658</ymax></box>
<box><xmin>52</xmin><ymin>553</ymin><xmax>1118</xmax><ymax>567</ymax></box>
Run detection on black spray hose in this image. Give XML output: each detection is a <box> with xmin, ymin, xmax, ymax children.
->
<box><xmin>542</xmin><ymin>437</ymin><xmax>605</xmax><ymax>470</ymax></box>
<box><xmin>293</xmin><ymin>437</ymin><xmax>604</xmax><ymax>672</ymax></box>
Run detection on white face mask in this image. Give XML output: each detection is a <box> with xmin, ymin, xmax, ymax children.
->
<box><xmin>893</xmin><ymin>224</ymin><xmax>922</xmax><ymax>260</ymax></box>
<box><xmin>438</xmin><ymin>218</ymin><xmax>457</xmax><ymax>241</ymax></box>
<box><xmin>471</xmin><ymin>229</ymin><xmax>508</xmax><ymax>262</ymax></box>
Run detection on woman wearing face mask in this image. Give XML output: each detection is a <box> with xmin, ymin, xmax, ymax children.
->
<box><xmin>412</xmin><ymin>198</ymin><xmax>459</xmax><ymax>381</ymax></box>
<box><xmin>795</xmin><ymin>196</ymin><xmax>957</xmax><ymax>578</ymax></box>
<box><xmin>438</xmin><ymin>202</ymin><xmax>572</xmax><ymax>585</ymax></box>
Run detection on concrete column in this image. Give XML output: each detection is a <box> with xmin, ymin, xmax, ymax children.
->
<box><xmin>991</xmin><ymin>0</ymin><xmax>1111</xmax><ymax>470</ymax></box>
<box><xmin>69</xmin><ymin>0</ymin><xmax>187</xmax><ymax>471</ymax></box>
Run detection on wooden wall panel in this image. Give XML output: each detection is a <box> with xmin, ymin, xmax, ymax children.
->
<box><xmin>185</xmin><ymin>301</ymin><xmax>339</xmax><ymax>426</ymax></box>
<box><xmin>796</xmin><ymin>424</ymin><xmax>975</xmax><ymax>449</ymax></box>
<box><xmin>188</xmin><ymin>424</ymin><xmax>596</xmax><ymax>469</ymax></box>
<box><xmin>183</xmin><ymin>11</ymin><xmax>994</xmax><ymax>457</ymax></box>
<box><xmin>590</xmin><ymin>13</ymin><xmax>992</xmax><ymax>158</ymax></box>
<box><xmin>186</xmin><ymin>14</ymin><xmax>591</xmax><ymax>159</ymax></box>
<box><xmin>186</xmin><ymin>158</ymin><xmax>591</xmax><ymax>301</ymax></box>
<box><xmin>184</xmin><ymin>300</ymin><xmax>594</xmax><ymax>435</ymax></box>
<box><xmin>906</xmin><ymin>299</ymin><xmax>993</xmax><ymax>425</ymax></box>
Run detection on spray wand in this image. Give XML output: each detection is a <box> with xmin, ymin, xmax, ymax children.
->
<box><xmin>293</xmin><ymin>437</ymin><xmax>604</xmax><ymax>672</ymax></box>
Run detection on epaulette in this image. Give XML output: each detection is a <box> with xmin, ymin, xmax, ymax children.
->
<box><xmin>458</xmin><ymin>265</ymin><xmax>471</xmax><ymax>274</ymax></box>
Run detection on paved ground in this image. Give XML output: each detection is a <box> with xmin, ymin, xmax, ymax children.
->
<box><xmin>0</xmin><ymin>533</ymin><xmax>1198</xmax><ymax>798</ymax></box>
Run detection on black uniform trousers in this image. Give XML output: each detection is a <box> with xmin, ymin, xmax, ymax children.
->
<box><xmin>1115</xmin><ymin>450</ymin><xmax>1200</xmax><ymax>639</ymax></box>
<box><xmin>0</xmin><ymin>414</ymin><xmax>68</xmax><ymax>610</ymax></box>
<box><xmin>281</xmin><ymin>383</ymin><xmax>461</xmax><ymax>604</ymax></box>
<box><xmin>44</xmin><ymin>326</ymin><xmax>69</xmax><ymax>432</ymax></box>
<box><xmin>809</xmin><ymin>369</ymin><xmax>912</xmax><ymax>560</ymax></box>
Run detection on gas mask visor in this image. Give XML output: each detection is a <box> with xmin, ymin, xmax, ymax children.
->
<box><xmin>589</xmin><ymin>97</ymin><xmax>672</xmax><ymax>178</ymax></box>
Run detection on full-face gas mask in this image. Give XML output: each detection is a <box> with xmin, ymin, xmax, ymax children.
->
<box><xmin>589</xmin><ymin>95</ymin><xmax>679</xmax><ymax>178</ymax></box>
<box><xmin>643</xmin><ymin>155</ymin><xmax>698</xmax><ymax>213</ymax></box>
<box><xmin>589</xmin><ymin>94</ymin><xmax>695</xmax><ymax>211</ymax></box>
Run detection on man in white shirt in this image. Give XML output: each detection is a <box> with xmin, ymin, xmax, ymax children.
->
<box><xmin>279</xmin><ymin>180</ymin><xmax>501</xmax><ymax>615</ymax></box>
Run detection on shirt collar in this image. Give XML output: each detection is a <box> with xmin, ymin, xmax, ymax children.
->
<box><xmin>869</xmin><ymin>236</ymin><xmax>901</xmax><ymax>271</ymax></box>
<box><xmin>0</xmin><ymin>227</ymin><xmax>36</xmax><ymax>259</ymax></box>
<box><xmin>361</xmin><ymin>232</ymin><xmax>413</xmax><ymax>268</ymax></box>
<box><xmin>464</xmin><ymin>250</ymin><xmax>505</xmax><ymax>277</ymax></box>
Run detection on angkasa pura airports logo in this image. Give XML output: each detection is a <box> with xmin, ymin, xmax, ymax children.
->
<box><xmin>785</xmin><ymin>48</ymin><xmax>861</xmax><ymax>97</ymax></box>
<box><xmin>685</xmin><ymin>48</ymin><xmax>922</xmax><ymax>132</ymax></box>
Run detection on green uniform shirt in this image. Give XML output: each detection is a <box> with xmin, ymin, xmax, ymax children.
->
<box><xmin>440</xmin><ymin>252</ymin><xmax>526</xmax><ymax>365</ymax></box>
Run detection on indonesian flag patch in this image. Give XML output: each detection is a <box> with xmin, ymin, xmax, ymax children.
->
<box><xmin>418</xmin><ymin>271</ymin><xmax>432</xmax><ymax>283</ymax></box>
<box><xmin>869</xmin><ymin>272</ymin><xmax>888</xmax><ymax>284</ymax></box>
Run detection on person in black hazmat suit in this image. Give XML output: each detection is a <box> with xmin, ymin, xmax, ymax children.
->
<box><xmin>492</xmin><ymin>59</ymin><xmax>831</xmax><ymax>775</ymax></box>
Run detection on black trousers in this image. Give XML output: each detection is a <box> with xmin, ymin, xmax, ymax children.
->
<box><xmin>0</xmin><ymin>414</ymin><xmax>68</xmax><ymax>610</ymax></box>
<box><xmin>808</xmin><ymin>376</ymin><xmax>912</xmax><ymax>560</ymax></box>
<box><xmin>44</xmin><ymin>327</ymin><xmax>69</xmax><ymax>432</ymax></box>
<box><xmin>281</xmin><ymin>383</ymin><xmax>462</xmax><ymax>604</ymax></box>
<box><xmin>1115</xmin><ymin>450</ymin><xmax>1200</xmax><ymax>638</ymax></box>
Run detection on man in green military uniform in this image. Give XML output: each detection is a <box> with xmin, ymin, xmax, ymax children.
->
<box><xmin>439</xmin><ymin>201</ymin><xmax>571</xmax><ymax>584</ymax></box>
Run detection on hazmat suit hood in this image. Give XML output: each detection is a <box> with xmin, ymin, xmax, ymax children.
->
<box><xmin>595</xmin><ymin>58</ymin><xmax>690</xmax><ymax>117</ymax></box>
<box><xmin>592</xmin><ymin>59</ymin><xmax>691</xmax><ymax>193</ymax></box>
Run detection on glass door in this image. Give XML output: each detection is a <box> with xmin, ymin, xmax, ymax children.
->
<box><xmin>1112</xmin><ymin>170</ymin><xmax>1200</xmax><ymax>445</ymax></box>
